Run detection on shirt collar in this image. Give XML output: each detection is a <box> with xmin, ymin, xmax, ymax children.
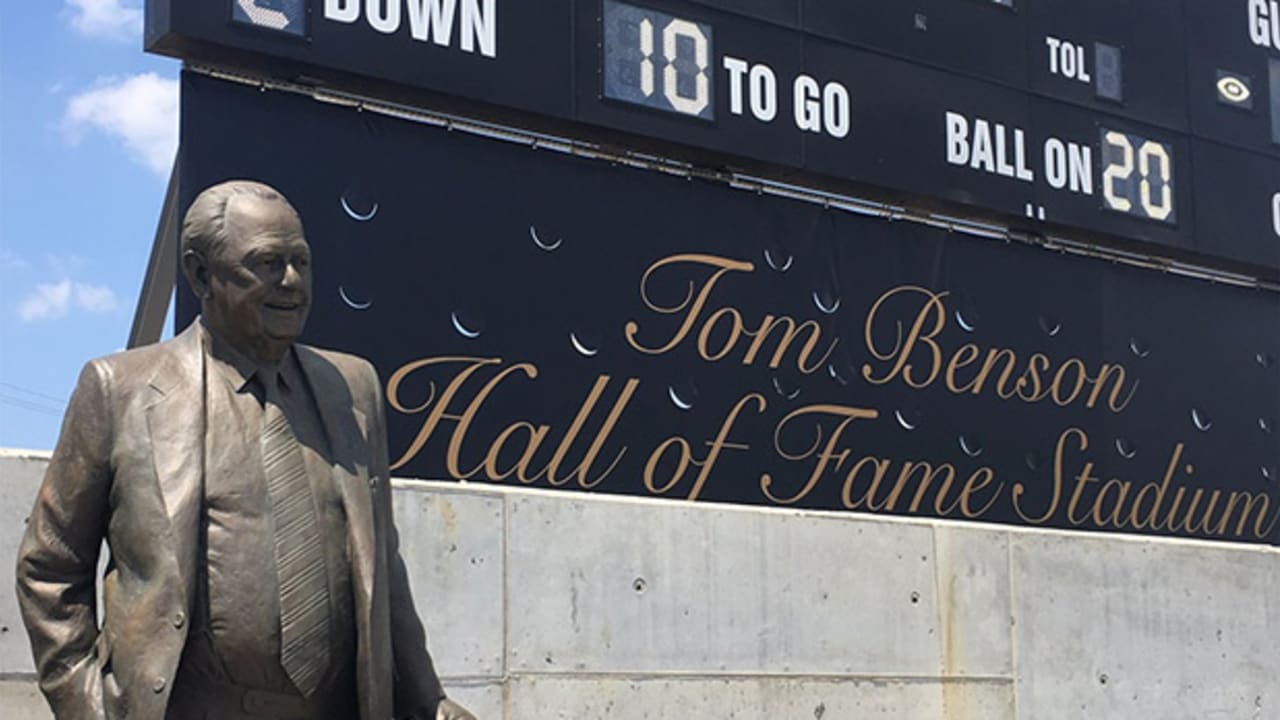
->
<box><xmin>199</xmin><ymin>318</ymin><xmax>298</xmax><ymax>394</ymax></box>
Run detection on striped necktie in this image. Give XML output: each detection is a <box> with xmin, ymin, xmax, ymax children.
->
<box><xmin>261</xmin><ymin>372</ymin><xmax>331</xmax><ymax>697</ymax></box>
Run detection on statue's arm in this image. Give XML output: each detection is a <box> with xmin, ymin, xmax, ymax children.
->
<box><xmin>365</xmin><ymin>362</ymin><xmax>446</xmax><ymax>717</ymax></box>
<box><xmin>14</xmin><ymin>361</ymin><xmax>112</xmax><ymax>720</ymax></box>
<box><xmin>363</xmin><ymin>360</ymin><xmax>476</xmax><ymax>720</ymax></box>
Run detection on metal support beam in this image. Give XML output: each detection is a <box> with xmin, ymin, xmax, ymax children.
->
<box><xmin>128</xmin><ymin>156</ymin><xmax>180</xmax><ymax>349</ymax></box>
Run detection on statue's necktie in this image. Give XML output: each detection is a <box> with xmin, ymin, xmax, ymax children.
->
<box><xmin>261</xmin><ymin>374</ymin><xmax>330</xmax><ymax>697</ymax></box>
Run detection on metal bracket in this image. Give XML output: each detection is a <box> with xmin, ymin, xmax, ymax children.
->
<box><xmin>128</xmin><ymin>155</ymin><xmax>180</xmax><ymax>349</ymax></box>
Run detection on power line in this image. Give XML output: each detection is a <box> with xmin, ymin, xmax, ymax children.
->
<box><xmin>0</xmin><ymin>381</ymin><xmax>67</xmax><ymax>405</ymax></box>
<box><xmin>0</xmin><ymin>394</ymin><xmax>64</xmax><ymax>417</ymax></box>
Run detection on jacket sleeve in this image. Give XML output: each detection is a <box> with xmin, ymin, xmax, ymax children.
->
<box><xmin>15</xmin><ymin>361</ymin><xmax>113</xmax><ymax>720</ymax></box>
<box><xmin>365</xmin><ymin>362</ymin><xmax>447</xmax><ymax>718</ymax></box>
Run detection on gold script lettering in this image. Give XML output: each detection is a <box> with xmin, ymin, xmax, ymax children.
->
<box><xmin>862</xmin><ymin>286</ymin><xmax>1139</xmax><ymax>413</ymax></box>
<box><xmin>625</xmin><ymin>254</ymin><xmax>836</xmax><ymax>374</ymax></box>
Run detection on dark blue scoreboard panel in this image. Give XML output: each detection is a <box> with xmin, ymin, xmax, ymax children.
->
<box><xmin>176</xmin><ymin>72</ymin><xmax>1280</xmax><ymax>546</ymax></box>
<box><xmin>147</xmin><ymin>0</ymin><xmax>1280</xmax><ymax>270</ymax></box>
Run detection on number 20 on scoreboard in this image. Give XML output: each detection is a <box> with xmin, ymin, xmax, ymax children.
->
<box><xmin>1099</xmin><ymin>128</ymin><xmax>1176</xmax><ymax>224</ymax></box>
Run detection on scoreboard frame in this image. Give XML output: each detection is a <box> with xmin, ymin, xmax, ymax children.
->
<box><xmin>145</xmin><ymin>0</ymin><xmax>1280</xmax><ymax>273</ymax></box>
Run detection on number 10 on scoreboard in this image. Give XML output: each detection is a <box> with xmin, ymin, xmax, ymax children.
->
<box><xmin>602</xmin><ymin>1</ymin><xmax>851</xmax><ymax>139</ymax></box>
<box><xmin>603</xmin><ymin>0</ymin><xmax>715</xmax><ymax>120</ymax></box>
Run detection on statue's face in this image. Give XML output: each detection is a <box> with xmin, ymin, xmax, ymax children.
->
<box><xmin>203</xmin><ymin>195</ymin><xmax>312</xmax><ymax>363</ymax></box>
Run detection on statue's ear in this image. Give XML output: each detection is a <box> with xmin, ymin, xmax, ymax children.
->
<box><xmin>182</xmin><ymin>249</ymin><xmax>213</xmax><ymax>300</ymax></box>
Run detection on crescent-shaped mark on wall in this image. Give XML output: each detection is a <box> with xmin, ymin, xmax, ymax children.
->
<box><xmin>338</xmin><ymin>286</ymin><xmax>373</xmax><ymax>310</ymax></box>
<box><xmin>812</xmin><ymin>291</ymin><xmax>841</xmax><ymax>315</ymax></box>
<box><xmin>570</xmin><ymin>332</ymin><xmax>599</xmax><ymax>357</ymax></box>
<box><xmin>771</xmin><ymin>377</ymin><xmax>801</xmax><ymax>401</ymax></box>
<box><xmin>451</xmin><ymin>312</ymin><xmax>482</xmax><ymax>339</ymax></box>
<box><xmin>894</xmin><ymin>410</ymin><xmax>917</xmax><ymax>431</ymax></box>
<box><xmin>827</xmin><ymin>363</ymin><xmax>848</xmax><ymax>386</ymax></box>
<box><xmin>530</xmin><ymin>225</ymin><xmax>563</xmax><ymax>251</ymax></box>
<box><xmin>341</xmin><ymin>196</ymin><xmax>379</xmax><ymax>222</ymax></box>
<box><xmin>668</xmin><ymin>386</ymin><xmax>694</xmax><ymax>411</ymax></box>
<box><xmin>954</xmin><ymin>310</ymin><xmax>977</xmax><ymax>333</ymax></box>
<box><xmin>764</xmin><ymin>249</ymin><xmax>793</xmax><ymax>272</ymax></box>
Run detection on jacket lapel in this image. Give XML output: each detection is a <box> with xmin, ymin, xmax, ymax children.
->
<box><xmin>298</xmin><ymin>350</ymin><xmax>386</xmax><ymax>720</ymax></box>
<box><xmin>145</xmin><ymin>323</ymin><xmax>206</xmax><ymax>609</ymax></box>
<box><xmin>296</xmin><ymin>348</ymin><xmax>377</xmax><ymax>633</ymax></box>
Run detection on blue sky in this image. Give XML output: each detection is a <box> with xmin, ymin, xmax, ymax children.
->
<box><xmin>1</xmin><ymin>1</ymin><xmax>179</xmax><ymax>450</ymax></box>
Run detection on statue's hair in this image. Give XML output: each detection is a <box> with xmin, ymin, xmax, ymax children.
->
<box><xmin>181</xmin><ymin>180</ymin><xmax>297</xmax><ymax>260</ymax></box>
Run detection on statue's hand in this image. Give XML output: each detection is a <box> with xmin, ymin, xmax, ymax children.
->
<box><xmin>436</xmin><ymin>697</ymin><xmax>478</xmax><ymax>720</ymax></box>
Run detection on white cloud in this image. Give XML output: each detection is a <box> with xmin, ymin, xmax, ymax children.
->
<box><xmin>65</xmin><ymin>73</ymin><xmax>178</xmax><ymax>176</ymax></box>
<box><xmin>75</xmin><ymin>284</ymin><xmax>119</xmax><ymax>313</ymax></box>
<box><xmin>18</xmin><ymin>280</ymin><xmax>119</xmax><ymax>322</ymax></box>
<box><xmin>18</xmin><ymin>282</ymin><xmax>73</xmax><ymax>322</ymax></box>
<box><xmin>0</xmin><ymin>250</ymin><xmax>31</xmax><ymax>271</ymax></box>
<box><xmin>64</xmin><ymin>0</ymin><xmax>143</xmax><ymax>41</ymax></box>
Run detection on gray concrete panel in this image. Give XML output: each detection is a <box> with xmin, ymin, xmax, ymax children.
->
<box><xmin>506</xmin><ymin>494</ymin><xmax>945</xmax><ymax>675</ymax></box>
<box><xmin>3</xmin><ymin>453</ymin><xmax>1278</xmax><ymax>720</ymax></box>
<box><xmin>507</xmin><ymin>675</ymin><xmax>1014</xmax><ymax>720</ymax></box>
<box><xmin>392</xmin><ymin>482</ymin><xmax>506</xmax><ymax>679</ymax></box>
<box><xmin>0</xmin><ymin>451</ymin><xmax>46</xmax><ymax>674</ymax></box>
<box><xmin>0</xmin><ymin>679</ymin><xmax>52</xmax><ymax>719</ymax></box>
<box><xmin>443</xmin><ymin>680</ymin><xmax>505</xmax><ymax>720</ymax></box>
<box><xmin>1012</xmin><ymin>532</ymin><xmax>1280</xmax><ymax>720</ymax></box>
<box><xmin>932</xmin><ymin>525</ymin><xmax>1013</xmax><ymax>677</ymax></box>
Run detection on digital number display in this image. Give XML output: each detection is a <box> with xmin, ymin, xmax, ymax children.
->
<box><xmin>1271</xmin><ymin>59</ymin><xmax>1280</xmax><ymax>145</ymax></box>
<box><xmin>603</xmin><ymin>1</ymin><xmax>714</xmax><ymax>120</ymax></box>
<box><xmin>1093</xmin><ymin>43</ymin><xmax>1123</xmax><ymax>102</ymax></box>
<box><xmin>1100</xmin><ymin>128</ymin><xmax>1176</xmax><ymax>224</ymax></box>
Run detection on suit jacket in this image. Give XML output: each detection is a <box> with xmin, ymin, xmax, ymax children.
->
<box><xmin>16</xmin><ymin>321</ymin><xmax>445</xmax><ymax>720</ymax></box>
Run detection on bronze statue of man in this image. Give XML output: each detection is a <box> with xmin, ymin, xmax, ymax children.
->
<box><xmin>16</xmin><ymin>180</ymin><xmax>477</xmax><ymax>720</ymax></box>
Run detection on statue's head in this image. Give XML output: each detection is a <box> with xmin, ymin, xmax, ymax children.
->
<box><xmin>181</xmin><ymin>180</ymin><xmax>312</xmax><ymax>365</ymax></box>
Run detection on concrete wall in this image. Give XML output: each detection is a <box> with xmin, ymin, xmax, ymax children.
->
<box><xmin>1</xmin><ymin>449</ymin><xmax>1276</xmax><ymax>719</ymax></box>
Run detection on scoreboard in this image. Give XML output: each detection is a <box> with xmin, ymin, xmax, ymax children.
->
<box><xmin>153</xmin><ymin>0</ymin><xmax>1280</xmax><ymax>546</ymax></box>
<box><xmin>148</xmin><ymin>0</ymin><xmax>1280</xmax><ymax>273</ymax></box>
